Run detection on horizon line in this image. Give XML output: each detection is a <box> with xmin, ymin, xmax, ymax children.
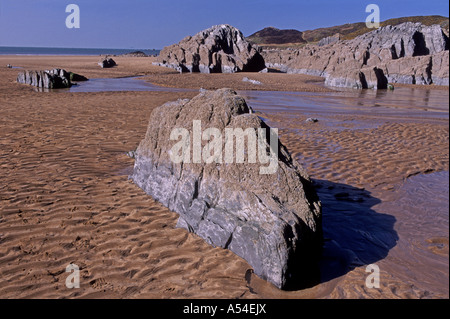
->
<box><xmin>0</xmin><ymin>46</ymin><xmax>161</xmax><ymax>50</ymax></box>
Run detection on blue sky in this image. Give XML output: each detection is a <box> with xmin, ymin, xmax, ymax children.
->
<box><xmin>0</xmin><ymin>0</ymin><xmax>448</xmax><ymax>49</ymax></box>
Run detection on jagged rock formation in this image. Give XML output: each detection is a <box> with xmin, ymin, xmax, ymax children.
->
<box><xmin>262</xmin><ymin>22</ymin><xmax>449</xmax><ymax>88</ymax></box>
<box><xmin>131</xmin><ymin>88</ymin><xmax>322</xmax><ymax>289</ymax></box>
<box><xmin>17</xmin><ymin>69</ymin><xmax>73</xmax><ymax>89</ymax></box>
<box><xmin>98</xmin><ymin>57</ymin><xmax>117</xmax><ymax>68</ymax></box>
<box><xmin>318</xmin><ymin>34</ymin><xmax>341</xmax><ymax>46</ymax></box>
<box><xmin>154</xmin><ymin>24</ymin><xmax>265</xmax><ymax>73</ymax></box>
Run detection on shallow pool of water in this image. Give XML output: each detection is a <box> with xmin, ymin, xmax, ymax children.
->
<box><xmin>240</xmin><ymin>87</ymin><xmax>449</xmax><ymax>123</ymax></box>
<box><xmin>67</xmin><ymin>77</ymin><xmax>193</xmax><ymax>93</ymax></box>
<box><xmin>57</xmin><ymin>76</ymin><xmax>449</xmax><ymax>123</ymax></box>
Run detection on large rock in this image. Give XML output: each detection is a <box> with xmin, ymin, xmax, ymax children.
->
<box><xmin>17</xmin><ymin>68</ymin><xmax>72</xmax><ymax>89</ymax></box>
<box><xmin>131</xmin><ymin>88</ymin><xmax>322</xmax><ymax>289</ymax></box>
<box><xmin>69</xmin><ymin>72</ymin><xmax>89</xmax><ymax>82</ymax></box>
<box><xmin>262</xmin><ymin>22</ymin><xmax>449</xmax><ymax>88</ymax></box>
<box><xmin>154</xmin><ymin>24</ymin><xmax>266</xmax><ymax>73</ymax></box>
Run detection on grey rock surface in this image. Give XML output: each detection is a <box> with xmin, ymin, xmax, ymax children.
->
<box><xmin>131</xmin><ymin>88</ymin><xmax>322</xmax><ymax>289</ymax></box>
<box><xmin>262</xmin><ymin>22</ymin><xmax>449</xmax><ymax>88</ymax></box>
<box><xmin>318</xmin><ymin>33</ymin><xmax>341</xmax><ymax>47</ymax></box>
<box><xmin>16</xmin><ymin>68</ymin><xmax>72</xmax><ymax>89</ymax></box>
<box><xmin>154</xmin><ymin>24</ymin><xmax>266</xmax><ymax>73</ymax></box>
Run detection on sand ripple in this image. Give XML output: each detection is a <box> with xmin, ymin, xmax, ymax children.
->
<box><xmin>0</xmin><ymin>56</ymin><xmax>448</xmax><ymax>299</ymax></box>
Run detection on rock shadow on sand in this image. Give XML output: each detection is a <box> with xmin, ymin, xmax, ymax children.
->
<box><xmin>311</xmin><ymin>179</ymin><xmax>399</xmax><ymax>285</ymax></box>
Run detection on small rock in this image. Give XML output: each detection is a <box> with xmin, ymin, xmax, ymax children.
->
<box><xmin>306</xmin><ymin>118</ymin><xmax>319</xmax><ymax>123</ymax></box>
<box><xmin>98</xmin><ymin>57</ymin><xmax>117</xmax><ymax>68</ymax></box>
<box><xmin>120</xmin><ymin>51</ymin><xmax>148</xmax><ymax>57</ymax></box>
<box><xmin>126</xmin><ymin>150</ymin><xmax>136</xmax><ymax>159</ymax></box>
<box><xmin>70</xmin><ymin>72</ymin><xmax>89</xmax><ymax>82</ymax></box>
<box><xmin>242</xmin><ymin>77</ymin><xmax>262</xmax><ymax>85</ymax></box>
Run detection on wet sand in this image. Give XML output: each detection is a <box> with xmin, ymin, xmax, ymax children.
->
<box><xmin>0</xmin><ymin>56</ymin><xmax>448</xmax><ymax>299</ymax></box>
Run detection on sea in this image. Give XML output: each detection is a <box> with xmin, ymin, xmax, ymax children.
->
<box><xmin>0</xmin><ymin>46</ymin><xmax>160</xmax><ymax>56</ymax></box>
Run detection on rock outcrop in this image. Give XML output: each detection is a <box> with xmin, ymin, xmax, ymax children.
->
<box><xmin>262</xmin><ymin>22</ymin><xmax>449</xmax><ymax>88</ymax></box>
<box><xmin>131</xmin><ymin>88</ymin><xmax>322</xmax><ymax>289</ymax></box>
<box><xmin>318</xmin><ymin>33</ymin><xmax>341</xmax><ymax>46</ymax></box>
<box><xmin>69</xmin><ymin>72</ymin><xmax>89</xmax><ymax>82</ymax></box>
<box><xmin>17</xmin><ymin>68</ymin><xmax>73</xmax><ymax>89</ymax></box>
<box><xmin>154</xmin><ymin>24</ymin><xmax>266</xmax><ymax>73</ymax></box>
<box><xmin>98</xmin><ymin>57</ymin><xmax>117</xmax><ymax>68</ymax></box>
<box><xmin>120</xmin><ymin>51</ymin><xmax>148</xmax><ymax>57</ymax></box>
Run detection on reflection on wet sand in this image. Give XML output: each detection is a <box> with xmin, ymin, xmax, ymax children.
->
<box><xmin>314</xmin><ymin>179</ymin><xmax>398</xmax><ymax>284</ymax></box>
<box><xmin>241</xmin><ymin>88</ymin><xmax>449</xmax><ymax>298</ymax></box>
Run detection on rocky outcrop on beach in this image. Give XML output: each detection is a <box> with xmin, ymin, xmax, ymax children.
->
<box><xmin>17</xmin><ymin>68</ymin><xmax>73</xmax><ymax>89</ymax></box>
<box><xmin>154</xmin><ymin>24</ymin><xmax>266</xmax><ymax>73</ymax></box>
<box><xmin>98</xmin><ymin>57</ymin><xmax>117</xmax><ymax>68</ymax></box>
<box><xmin>318</xmin><ymin>33</ymin><xmax>341</xmax><ymax>47</ymax></box>
<box><xmin>120</xmin><ymin>51</ymin><xmax>149</xmax><ymax>57</ymax></box>
<box><xmin>262</xmin><ymin>22</ymin><xmax>449</xmax><ymax>88</ymax></box>
<box><xmin>69</xmin><ymin>72</ymin><xmax>89</xmax><ymax>82</ymax></box>
<box><xmin>131</xmin><ymin>88</ymin><xmax>322</xmax><ymax>289</ymax></box>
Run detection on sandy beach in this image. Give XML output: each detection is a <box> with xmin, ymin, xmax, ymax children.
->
<box><xmin>0</xmin><ymin>55</ymin><xmax>448</xmax><ymax>299</ymax></box>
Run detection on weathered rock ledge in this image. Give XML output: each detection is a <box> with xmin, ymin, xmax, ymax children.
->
<box><xmin>263</xmin><ymin>22</ymin><xmax>449</xmax><ymax>89</ymax></box>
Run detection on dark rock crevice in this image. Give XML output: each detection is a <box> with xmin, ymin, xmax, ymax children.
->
<box><xmin>412</xmin><ymin>31</ymin><xmax>430</xmax><ymax>56</ymax></box>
